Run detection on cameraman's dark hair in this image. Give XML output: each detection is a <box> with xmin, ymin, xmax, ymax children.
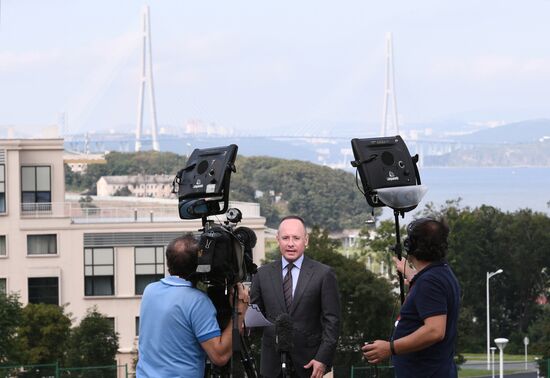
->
<box><xmin>166</xmin><ymin>234</ymin><xmax>199</xmax><ymax>279</ymax></box>
<box><xmin>407</xmin><ymin>218</ymin><xmax>449</xmax><ymax>262</ymax></box>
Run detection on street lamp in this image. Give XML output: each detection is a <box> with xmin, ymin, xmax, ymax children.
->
<box><xmin>487</xmin><ymin>269</ymin><xmax>503</xmax><ymax>370</ymax></box>
<box><xmin>490</xmin><ymin>347</ymin><xmax>496</xmax><ymax>378</ymax></box>
<box><xmin>495</xmin><ymin>337</ymin><xmax>509</xmax><ymax>378</ymax></box>
<box><xmin>524</xmin><ymin>336</ymin><xmax>529</xmax><ymax>370</ymax></box>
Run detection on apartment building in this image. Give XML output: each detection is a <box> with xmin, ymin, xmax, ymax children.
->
<box><xmin>0</xmin><ymin>138</ymin><xmax>266</xmax><ymax>369</ymax></box>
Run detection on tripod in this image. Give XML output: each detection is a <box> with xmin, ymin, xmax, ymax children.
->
<box><xmin>204</xmin><ymin>283</ymin><xmax>258</xmax><ymax>378</ymax></box>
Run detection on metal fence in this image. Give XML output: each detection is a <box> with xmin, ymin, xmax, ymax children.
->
<box><xmin>0</xmin><ymin>364</ymin><xmax>128</xmax><ymax>378</ymax></box>
<box><xmin>347</xmin><ymin>359</ymin><xmax>550</xmax><ymax>378</ymax></box>
<box><xmin>347</xmin><ymin>364</ymin><xmax>394</xmax><ymax>378</ymax></box>
<box><xmin>540</xmin><ymin>358</ymin><xmax>550</xmax><ymax>378</ymax></box>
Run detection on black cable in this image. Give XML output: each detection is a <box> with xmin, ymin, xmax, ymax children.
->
<box><xmin>354</xmin><ymin>169</ymin><xmax>366</xmax><ymax>197</ymax></box>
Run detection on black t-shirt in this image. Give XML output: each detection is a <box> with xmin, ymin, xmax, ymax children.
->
<box><xmin>392</xmin><ymin>261</ymin><xmax>461</xmax><ymax>378</ymax></box>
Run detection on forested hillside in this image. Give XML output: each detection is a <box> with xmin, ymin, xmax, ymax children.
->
<box><xmin>66</xmin><ymin>151</ymin><xmax>375</xmax><ymax>231</ymax></box>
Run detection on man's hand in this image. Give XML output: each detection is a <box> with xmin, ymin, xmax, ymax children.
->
<box><xmin>393</xmin><ymin>256</ymin><xmax>416</xmax><ymax>283</ymax></box>
<box><xmin>303</xmin><ymin>359</ymin><xmax>326</xmax><ymax>378</ymax></box>
<box><xmin>361</xmin><ymin>340</ymin><xmax>391</xmax><ymax>364</ymax></box>
<box><xmin>235</xmin><ymin>283</ymin><xmax>249</xmax><ymax>333</ymax></box>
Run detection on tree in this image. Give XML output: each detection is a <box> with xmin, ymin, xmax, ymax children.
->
<box><xmin>0</xmin><ymin>293</ymin><xmax>23</xmax><ymax>364</ymax></box>
<box><xmin>67</xmin><ymin>307</ymin><xmax>119</xmax><ymax>376</ymax></box>
<box><xmin>306</xmin><ymin>227</ymin><xmax>395</xmax><ymax>368</ymax></box>
<box><xmin>420</xmin><ymin>202</ymin><xmax>550</xmax><ymax>353</ymax></box>
<box><xmin>18</xmin><ymin>303</ymin><xmax>72</xmax><ymax>365</ymax></box>
<box><xmin>528</xmin><ymin>306</ymin><xmax>550</xmax><ymax>377</ymax></box>
<box><xmin>78</xmin><ymin>195</ymin><xmax>99</xmax><ymax>216</ymax></box>
<box><xmin>232</xmin><ymin>156</ymin><xmax>380</xmax><ymax>231</ymax></box>
<box><xmin>65</xmin><ymin>163</ymin><xmax>84</xmax><ymax>192</ymax></box>
<box><xmin>359</xmin><ymin>219</ymin><xmax>406</xmax><ymax>277</ymax></box>
<box><xmin>65</xmin><ymin>151</ymin><xmax>381</xmax><ymax>232</ymax></box>
<box><xmin>113</xmin><ymin>186</ymin><xmax>132</xmax><ymax>196</ymax></box>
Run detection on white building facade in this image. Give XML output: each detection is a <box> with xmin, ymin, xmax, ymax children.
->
<box><xmin>96</xmin><ymin>174</ymin><xmax>175</xmax><ymax>198</ymax></box>
<box><xmin>0</xmin><ymin>139</ymin><xmax>266</xmax><ymax>372</ymax></box>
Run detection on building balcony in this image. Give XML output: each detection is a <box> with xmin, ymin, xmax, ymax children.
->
<box><xmin>19</xmin><ymin>199</ymin><xmax>261</xmax><ymax>224</ymax></box>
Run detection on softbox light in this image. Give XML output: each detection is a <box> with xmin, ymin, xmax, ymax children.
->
<box><xmin>351</xmin><ymin>135</ymin><xmax>425</xmax><ymax>211</ymax></box>
<box><xmin>175</xmin><ymin>144</ymin><xmax>238</xmax><ymax>219</ymax></box>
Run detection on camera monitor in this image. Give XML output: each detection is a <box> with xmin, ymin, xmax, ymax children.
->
<box><xmin>351</xmin><ymin>135</ymin><xmax>421</xmax><ymax>209</ymax></box>
<box><xmin>175</xmin><ymin>144</ymin><xmax>238</xmax><ymax>219</ymax></box>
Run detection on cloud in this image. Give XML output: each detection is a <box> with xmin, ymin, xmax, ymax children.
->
<box><xmin>0</xmin><ymin>49</ymin><xmax>63</xmax><ymax>71</ymax></box>
<box><xmin>430</xmin><ymin>55</ymin><xmax>550</xmax><ymax>80</ymax></box>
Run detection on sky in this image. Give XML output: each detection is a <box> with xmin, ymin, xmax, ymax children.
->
<box><xmin>1</xmin><ymin>0</ymin><xmax>550</xmax><ymax>138</ymax></box>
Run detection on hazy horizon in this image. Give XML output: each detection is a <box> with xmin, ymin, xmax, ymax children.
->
<box><xmin>1</xmin><ymin>0</ymin><xmax>550</xmax><ymax>138</ymax></box>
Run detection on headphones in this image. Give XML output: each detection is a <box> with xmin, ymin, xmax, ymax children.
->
<box><xmin>403</xmin><ymin>218</ymin><xmax>432</xmax><ymax>257</ymax></box>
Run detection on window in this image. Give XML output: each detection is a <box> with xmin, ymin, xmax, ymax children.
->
<box><xmin>28</xmin><ymin>277</ymin><xmax>59</xmax><ymax>305</ymax></box>
<box><xmin>0</xmin><ymin>235</ymin><xmax>5</xmax><ymax>256</ymax></box>
<box><xmin>135</xmin><ymin>246</ymin><xmax>164</xmax><ymax>295</ymax></box>
<box><xmin>135</xmin><ymin>316</ymin><xmax>140</xmax><ymax>336</ymax></box>
<box><xmin>0</xmin><ymin>164</ymin><xmax>5</xmax><ymax>213</ymax></box>
<box><xmin>27</xmin><ymin>234</ymin><xmax>57</xmax><ymax>255</ymax></box>
<box><xmin>0</xmin><ymin>278</ymin><xmax>6</xmax><ymax>294</ymax></box>
<box><xmin>84</xmin><ymin>248</ymin><xmax>114</xmax><ymax>296</ymax></box>
<box><xmin>21</xmin><ymin>166</ymin><xmax>51</xmax><ymax>211</ymax></box>
<box><xmin>106</xmin><ymin>317</ymin><xmax>115</xmax><ymax>331</ymax></box>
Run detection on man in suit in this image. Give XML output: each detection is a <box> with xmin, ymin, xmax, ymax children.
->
<box><xmin>251</xmin><ymin>215</ymin><xmax>341</xmax><ymax>378</ymax></box>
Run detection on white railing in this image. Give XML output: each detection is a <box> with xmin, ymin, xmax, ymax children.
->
<box><xmin>20</xmin><ymin>202</ymin><xmax>180</xmax><ymax>223</ymax></box>
<box><xmin>20</xmin><ymin>200</ymin><xmax>261</xmax><ymax>224</ymax></box>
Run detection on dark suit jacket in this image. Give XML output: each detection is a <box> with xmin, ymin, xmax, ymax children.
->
<box><xmin>250</xmin><ymin>256</ymin><xmax>341</xmax><ymax>378</ymax></box>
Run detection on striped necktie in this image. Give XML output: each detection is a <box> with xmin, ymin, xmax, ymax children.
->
<box><xmin>283</xmin><ymin>262</ymin><xmax>294</xmax><ymax>310</ymax></box>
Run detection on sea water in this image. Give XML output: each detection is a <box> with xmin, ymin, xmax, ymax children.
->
<box><xmin>380</xmin><ymin>166</ymin><xmax>550</xmax><ymax>221</ymax></box>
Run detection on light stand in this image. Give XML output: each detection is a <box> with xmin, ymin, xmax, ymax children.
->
<box><xmin>494</xmin><ymin>338</ymin><xmax>508</xmax><ymax>378</ymax></box>
<box><xmin>350</xmin><ymin>136</ymin><xmax>428</xmax><ymax>378</ymax></box>
<box><xmin>349</xmin><ymin>136</ymin><xmax>430</xmax><ymax>375</ymax></box>
<box><xmin>351</xmin><ymin>135</ymin><xmax>427</xmax><ymax>304</ymax></box>
<box><xmin>379</xmin><ymin>186</ymin><xmax>427</xmax><ymax>303</ymax></box>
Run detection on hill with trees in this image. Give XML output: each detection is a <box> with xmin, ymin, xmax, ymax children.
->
<box><xmin>66</xmin><ymin>151</ymin><xmax>376</xmax><ymax>231</ymax></box>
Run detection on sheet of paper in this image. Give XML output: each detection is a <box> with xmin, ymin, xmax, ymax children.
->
<box><xmin>244</xmin><ymin>304</ymin><xmax>273</xmax><ymax>328</ymax></box>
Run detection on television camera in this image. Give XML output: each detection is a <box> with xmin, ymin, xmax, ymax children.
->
<box><xmin>172</xmin><ymin>144</ymin><xmax>258</xmax><ymax>377</ymax></box>
<box><xmin>173</xmin><ymin>144</ymin><xmax>257</xmax><ymax>286</ymax></box>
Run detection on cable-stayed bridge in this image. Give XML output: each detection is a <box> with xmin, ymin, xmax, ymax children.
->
<box><xmin>63</xmin><ymin>131</ymin><xmax>496</xmax><ymax>170</ymax></box>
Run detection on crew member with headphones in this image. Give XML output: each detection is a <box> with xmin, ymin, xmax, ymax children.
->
<box><xmin>361</xmin><ymin>218</ymin><xmax>461</xmax><ymax>377</ymax></box>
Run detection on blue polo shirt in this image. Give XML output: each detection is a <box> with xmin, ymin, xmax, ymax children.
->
<box><xmin>392</xmin><ymin>261</ymin><xmax>460</xmax><ymax>378</ymax></box>
<box><xmin>136</xmin><ymin>276</ymin><xmax>221</xmax><ymax>378</ymax></box>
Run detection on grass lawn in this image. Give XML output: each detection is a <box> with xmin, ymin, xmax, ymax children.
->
<box><xmin>458</xmin><ymin>368</ymin><xmax>523</xmax><ymax>377</ymax></box>
<box><xmin>462</xmin><ymin>352</ymin><xmax>540</xmax><ymax>362</ymax></box>
<box><xmin>458</xmin><ymin>369</ymin><xmax>492</xmax><ymax>377</ymax></box>
<box><xmin>458</xmin><ymin>352</ymin><xmax>543</xmax><ymax>377</ymax></box>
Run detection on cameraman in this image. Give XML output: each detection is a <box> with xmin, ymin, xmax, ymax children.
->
<box><xmin>362</xmin><ymin>218</ymin><xmax>460</xmax><ymax>377</ymax></box>
<box><xmin>136</xmin><ymin>234</ymin><xmax>249</xmax><ymax>378</ymax></box>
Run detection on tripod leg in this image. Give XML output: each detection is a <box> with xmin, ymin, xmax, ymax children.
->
<box><xmin>238</xmin><ymin>333</ymin><xmax>258</xmax><ymax>378</ymax></box>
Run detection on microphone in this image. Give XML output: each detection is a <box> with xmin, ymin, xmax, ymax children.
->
<box><xmin>275</xmin><ymin>313</ymin><xmax>293</xmax><ymax>353</ymax></box>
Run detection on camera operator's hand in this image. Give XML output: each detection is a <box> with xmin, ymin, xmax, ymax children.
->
<box><xmin>231</xmin><ymin>283</ymin><xmax>249</xmax><ymax>334</ymax></box>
